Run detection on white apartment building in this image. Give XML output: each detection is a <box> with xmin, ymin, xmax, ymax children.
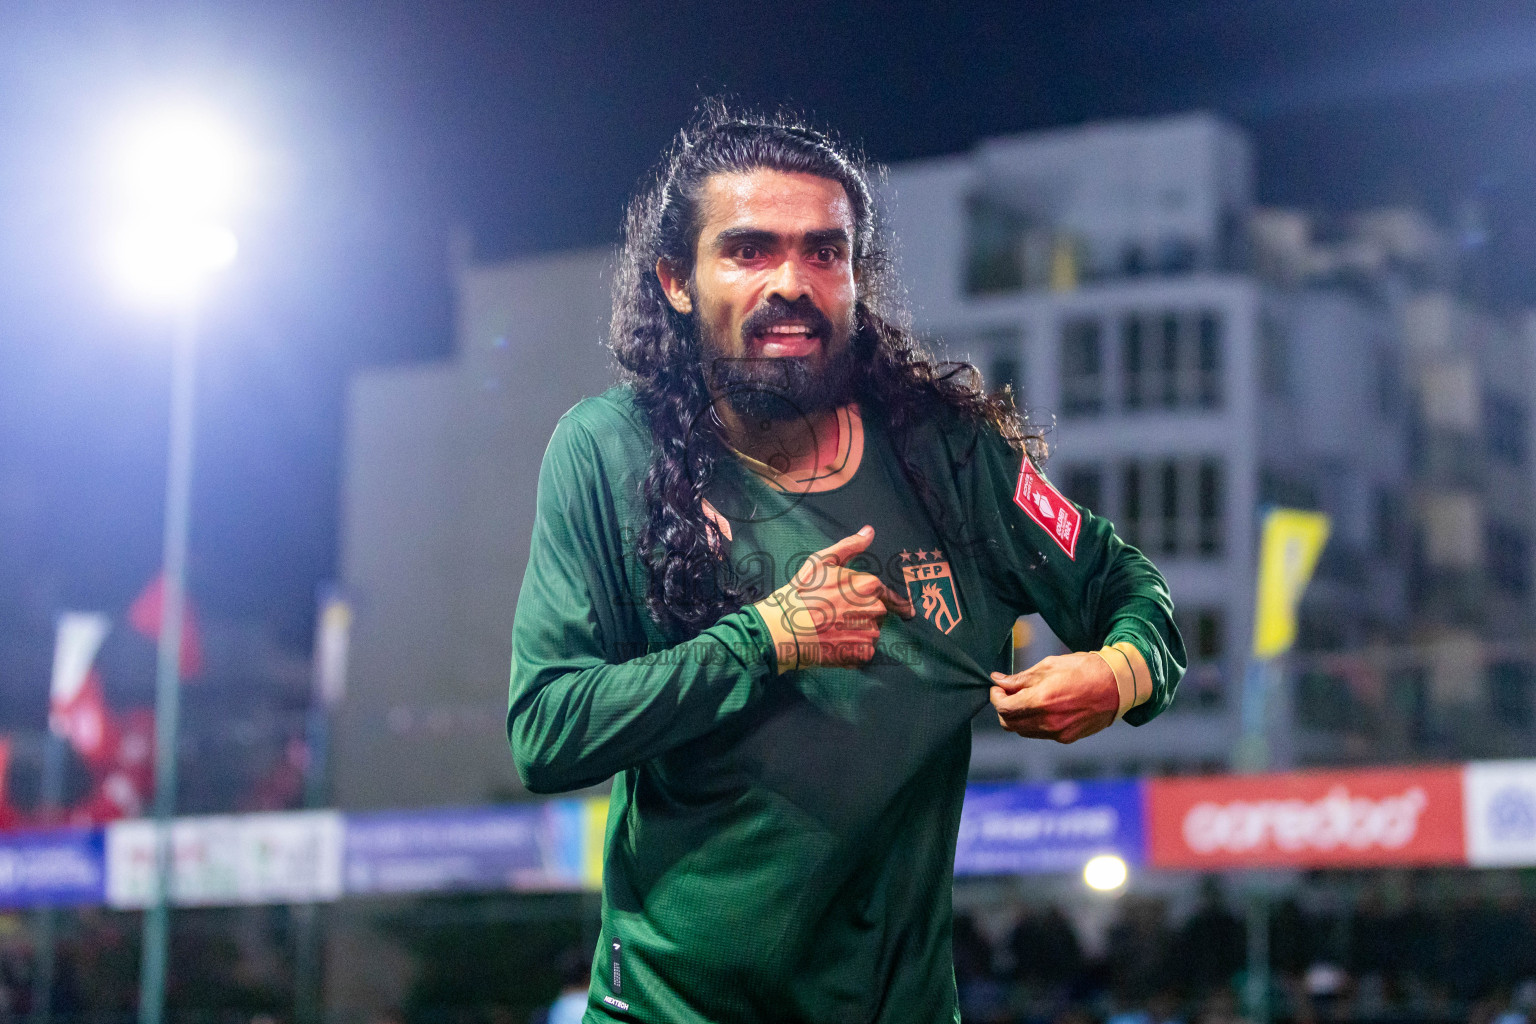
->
<box><xmin>881</xmin><ymin>114</ymin><xmax>1411</xmax><ymax>778</ymax></box>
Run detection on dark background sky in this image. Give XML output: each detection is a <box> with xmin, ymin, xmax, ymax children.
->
<box><xmin>2</xmin><ymin>0</ymin><xmax>1535</xmax><ymax>699</ymax></box>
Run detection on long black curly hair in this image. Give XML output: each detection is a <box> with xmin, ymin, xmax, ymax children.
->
<box><xmin>611</xmin><ymin>103</ymin><xmax>1042</xmax><ymax>638</ymax></box>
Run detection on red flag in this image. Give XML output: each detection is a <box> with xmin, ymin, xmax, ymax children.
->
<box><xmin>0</xmin><ymin>737</ymin><xmax>18</xmax><ymax>830</ymax></box>
<box><xmin>69</xmin><ymin>776</ymin><xmax>141</xmax><ymax>825</ymax></box>
<box><xmin>128</xmin><ymin>574</ymin><xmax>204</xmax><ymax>678</ymax></box>
<box><xmin>113</xmin><ymin>708</ymin><xmax>156</xmax><ymax>804</ymax></box>
<box><xmin>66</xmin><ymin>708</ymin><xmax>156</xmax><ymax>826</ymax></box>
<box><xmin>51</xmin><ymin>668</ymin><xmax>121</xmax><ymax>770</ymax></box>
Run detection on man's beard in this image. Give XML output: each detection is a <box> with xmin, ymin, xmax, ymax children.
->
<box><xmin>698</xmin><ymin>295</ymin><xmax>860</xmax><ymax>423</ymax></box>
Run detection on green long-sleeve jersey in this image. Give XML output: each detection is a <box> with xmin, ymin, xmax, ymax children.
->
<box><xmin>508</xmin><ymin>386</ymin><xmax>1184</xmax><ymax>1024</ymax></box>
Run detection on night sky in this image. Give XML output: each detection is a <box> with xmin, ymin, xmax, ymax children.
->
<box><xmin>2</xmin><ymin>0</ymin><xmax>1535</xmax><ymax>702</ymax></box>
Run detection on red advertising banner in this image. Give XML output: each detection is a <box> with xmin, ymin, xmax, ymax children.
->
<box><xmin>1146</xmin><ymin>766</ymin><xmax>1466</xmax><ymax>870</ymax></box>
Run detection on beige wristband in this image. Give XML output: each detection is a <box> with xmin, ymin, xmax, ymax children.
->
<box><xmin>1092</xmin><ymin>649</ymin><xmax>1135</xmax><ymax>719</ymax></box>
<box><xmin>1110</xmin><ymin>641</ymin><xmax>1153</xmax><ymax>717</ymax></box>
<box><xmin>1092</xmin><ymin>642</ymin><xmax>1154</xmax><ymax>720</ymax></box>
<box><xmin>751</xmin><ymin>587</ymin><xmax>808</xmax><ymax>674</ymax></box>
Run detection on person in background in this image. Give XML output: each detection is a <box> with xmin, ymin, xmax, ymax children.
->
<box><xmin>540</xmin><ymin>948</ymin><xmax>591</xmax><ymax>1024</ymax></box>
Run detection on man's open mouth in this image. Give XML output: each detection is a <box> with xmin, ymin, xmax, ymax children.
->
<box><xmin>751</xmin><ymin>322</ymin><xmax>822</xmax><ymax>356</ymax></box>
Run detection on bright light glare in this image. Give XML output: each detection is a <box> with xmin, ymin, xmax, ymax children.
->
<box><xmin>117</xmin><ymin>107</ymin><xmax>247</xmax><ymax>219</ymax></box>
<box><xmin>109</xmin><ymin>220</ymin><xmax>238</xmax><ymax>303</ymax></box>
<box><xmin>1083</xmin><ymin>854</ymin><xmax>1128</xmax><ymax>891</ymax></box>
<box><xmin>107</xmin><ymin>104</ymin><xmax>246</xmax><ymax>303</ymax></box>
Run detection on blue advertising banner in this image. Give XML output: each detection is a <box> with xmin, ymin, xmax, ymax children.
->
<box><xmin>343</xmin><ymin>803</ymin><xmax>588</xmax><ymax>896</ymax></box>
<box><xmin>0</xmin><ymin>827</ymin><xmax>105</xmax><ymax>909</ymax></box>
<box><xmin>955</xmin><ymin>779</ymin><xmax>1145</xmax><ymax>876</ymax></box>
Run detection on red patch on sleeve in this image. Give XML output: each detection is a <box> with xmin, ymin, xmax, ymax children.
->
<box><xmin>1013</xmin><ymin>456</ymin><xmax>1081</xmax><ymax>559</ymax></box>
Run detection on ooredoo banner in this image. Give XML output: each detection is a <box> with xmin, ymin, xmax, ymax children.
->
<box><xmin>1146</xmin><ymin>766</ymin><xmax>1465</xmax><ymax>869</ymax></box>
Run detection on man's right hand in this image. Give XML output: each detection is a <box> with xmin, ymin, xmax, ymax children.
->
<box><xmin>752</xmin><ymin>525</ymin><xmax>915</xmax><ymax>673</ymax></box>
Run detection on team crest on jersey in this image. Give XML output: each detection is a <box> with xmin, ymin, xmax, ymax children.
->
<box><xmin>1014</xmin><ymin>455</ymin><xmax>1081</xmax><ymax>559</ymax></box>
<box><xmin>901</xmin><ymin>551</ymin><xmax>963</xmax><ymax>634</ymax></box>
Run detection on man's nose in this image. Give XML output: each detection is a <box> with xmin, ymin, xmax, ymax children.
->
<box><xmin>765</xmin><ymin>256</ymin><xmax>811</xmax><ymax>302</ymax></box>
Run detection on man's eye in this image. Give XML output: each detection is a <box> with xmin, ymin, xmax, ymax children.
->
<box><xmin>735</xmin><ymin>245</ymin><xmax>762</xmax><ymax>260</ymax></box>
<box><xmin>815</xmin><ymin>247</ymin><xmax>840</xmax><ymax>263</ymax></box>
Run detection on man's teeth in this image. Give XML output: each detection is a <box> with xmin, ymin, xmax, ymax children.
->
<box><xmin>766</xmin><ymin>326</ymin><xmax>811</xmax><ymax>334</ymax></box>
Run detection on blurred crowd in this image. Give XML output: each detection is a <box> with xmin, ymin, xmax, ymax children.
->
<box><xmin>0</xmin><ymin>875</ymin><xmax>1530</xmax><ymax>1024</ymax></box>
<box><xmin>955</xmin><ymin>875</ymin><xmax>1536</xmax><ymax>1024</ymax></box>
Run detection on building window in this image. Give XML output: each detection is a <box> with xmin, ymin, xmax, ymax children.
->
<box><xmin>964</xmin><ymin>196</ymin><xmax>1025</xmax><ymax>295</ymax></box>
<box><xmin>1486</xmin><ymin>393</ymin><xmax>1528</xmax><ymax>466</ymax></box>
<box><xmin>1192</xmin><ymin>610</ymin><xmax>1223</xmax><ymax>661</ymax></box>
<box><xmin>1121</xmin><ymin>463</ymin><xmax>1143</xmax><ymax>550</ymax></box>
<box><xmin>1061</xmin><ymin>318</ymin><xmax>1103</xmax><ymax>416</ymax></box>
<box><xmin>1488</xmin><ymin>662</ymin><xmax>1534</xmax><ymax>729</ymax></box>
<box><xmin>1297</xmin><ymin>672</ymin><xmax>1354</xmax><ymax>732</ymax></box>
<box><xmin>1062</xmin><ymin>466</ymin><xmax>1103</xmax><ymax>516</ymax></box>
<box><xmin>1260</xmin><ymin>312</ymin><xmax>1289</xmax><ymax>398</ymax></box>
<box><xmin>1197</xmin><ymin>313</ymin><xmax>1222</xmax><ymax>409</ymax></box>
<box><xmin>1161</xmin><ymin>314</ymin><xmax>1183</xmax><ymax>409</ymax></box>
<box><xmin>1259</xmin><ymin>469</ymin><xmax>1318</xmax><ymax>510</ymax></box>
<box><xmin>1173</xmin><ymin>608</ymin><xmax>1226</xmax><ymax>711</ymax></box>
<box><xmin>1487</xmin><ymin>522</ymin><xmax>1531</xmax><ymax>596</ymax></box>
<box><xmin>989</xmin><ymin>355</ymin><xmax>1022</xmax><ymax>402</ymax></box>
<box><xmin>1375</xmin><ymin>347</ymin><xmax>1402</xmax><ymax>420</ymax></box>
<box><xmin>1121</xmin><ymin>315</ymin><xmax>1144</xmax><ymax>411</ymax></box>
<box><xmin>1159</xmin><ymin>460</ymin><xmax>1180</xmax><ymax>555</ymax></box>
<box><xmin>1198</xmin><ymin>461</ymin><xmax>1223</xmax><ymax>555</ymax></box>
<box><xmin>1118</xmin><ymin>457</ymin><xmax>1224</xmax><ymax>558</ymax></box>
<box><xmin>1121</xmin><ymin>310</ymin><xmax>1224</xmax><ymax>412</ymax></box>
<box><xmin>1374</xmin><ymin>487</ymin><xmax>1401</xmax><ymax>557</ymax></box>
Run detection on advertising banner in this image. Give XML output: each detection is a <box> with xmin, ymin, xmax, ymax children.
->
<box><xmin>343</xmin><ymin>801</ymin><xmax>592</xmax><ymax>897</ymax></box>
<box><xmin>0</xmin><ymin>827</ymin><xmax>105</xmax><ymax>909</ymax></box>
<box><xmin>1464</xmin><ymin>760</ymin><xmax>1536</xmax><ymax>867</ymax></box>
<box><xmin>106</xmin><ymin>810</ymin><xmax>343</xmax><ymax>908</ymax></box>
<box><xmin>1146</xmin><ymin>766</ymin><xmax>1465</xmax><ymax>870</ymax></box>
<box><xmin>955</xmin><ymin>779</ymin><xmax>1144</xmax><ymax>876</ymax></box>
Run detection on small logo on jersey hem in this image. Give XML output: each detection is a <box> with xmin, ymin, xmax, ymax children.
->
<box><xmin>1014</xmin><ymin>456</ymin><xmax>1081</xmax><ymax>559</ymax></box>
<box><xmin>901</xmin><ymin>551</ymin><xmax>963</xmax><ymax>634</ymax></box>
<box><xmin>602</xmin><ymin>995</ymin><xmax>630</xmax><ymax>1011</ymax></box>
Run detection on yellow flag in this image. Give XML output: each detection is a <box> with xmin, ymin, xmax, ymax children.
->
<box><xmin>1252</xmin><ymin>508</ymin><xmax>1331</xmax><ymax>659</ymax></box>
<box><xmin>581</xmin><ymin>795</ymin><xmax>610</xmax><ymax>889</ymax></box>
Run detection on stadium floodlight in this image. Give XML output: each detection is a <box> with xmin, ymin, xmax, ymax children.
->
<box><xmin>107</xmin><ymin>104</ymin><xmax>246</xmax><ymax>303</ymax></box>
<box><xmin>103</xmin><ymin>99</ymin><xmax>251</xmax><ymax>1024</ymax></box>
<box><xmin>1083</xmin><ymin>854</ymin><xmax>1128</xmax><ymax>891</ymax></box>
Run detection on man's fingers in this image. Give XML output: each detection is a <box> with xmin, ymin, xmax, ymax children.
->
<box><xmin>846</xmin><ymin>572</ymin><xmax>914</xmax><ymax>619</ymax></box>
<box><xmin>881</xmin><ymin>582</ymin><xmax>915</xmax><ymax>618</ymax></box>
<box><xmin>989</xmin><ymin>670</ymin><xmax>1038</xmax><ymax>694</ymax></box>
<box><xmin>991</xmin><ymin>682</ymin><xmax>1043</xmax><ymax>717</ymax></box>
<box><xmin>814</xmin><ymin>525</ymin><xmax>874</xmax><ymax>567</ymax></box>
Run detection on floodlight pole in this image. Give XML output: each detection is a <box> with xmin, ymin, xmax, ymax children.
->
<box><xmin>137</xmin><ymin>299</ymin><xmax>198</xmax><ymax>1024</ymax></box>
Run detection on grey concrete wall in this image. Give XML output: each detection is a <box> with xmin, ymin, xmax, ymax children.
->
<box><xmin>333</xmin><ymin>248</ymin><xmax>615</xmax><ymax>811</ymax></box>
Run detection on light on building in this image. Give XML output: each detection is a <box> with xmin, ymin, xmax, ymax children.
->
<box><xmin>1083</xmin><ymin>854</ymin><xmax>1128</xmax><ymax>891</ymax></box>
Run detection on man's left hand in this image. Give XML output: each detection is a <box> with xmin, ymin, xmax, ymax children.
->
<box><xmin>989</xmin><ymin>653</ymin><xmax>1118</xmax><ymax>744</ymax></box>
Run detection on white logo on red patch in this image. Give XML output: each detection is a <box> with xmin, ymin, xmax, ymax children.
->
<box><xmin>1014</xmin><ymin>456</ymin><xmax>1081</xmax><ymax>559</ymax></box>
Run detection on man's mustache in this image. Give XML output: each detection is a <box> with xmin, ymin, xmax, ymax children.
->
<box><xmin>739</xmin><ymin>296</ymin><xmax>835</xmax><ymax>343</ymax></box>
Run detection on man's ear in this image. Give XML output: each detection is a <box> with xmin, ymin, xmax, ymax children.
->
<box><xmin>655</xmin><ymin>257</ymin><xmax>692</xmax><ymax>314</ymax></box>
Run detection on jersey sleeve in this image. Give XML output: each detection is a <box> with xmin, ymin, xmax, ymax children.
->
<box><xmin>964</xmin><ymin>427</ymin><xmax>1186</xmax><ymax>725</ymax></box>
<box><xmin>507</xmin><ymin>412</ymin><xmax>777</xmax><ymax>792</ymax></box>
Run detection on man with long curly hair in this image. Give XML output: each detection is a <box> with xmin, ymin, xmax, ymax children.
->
<box><xmin>508</xmin><ymin>106</ymin><xmax>1185</xmax><ymax>1023</ymax></box>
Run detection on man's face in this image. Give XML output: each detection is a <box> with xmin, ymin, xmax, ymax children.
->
<box><xmin>657</xmin><ymin>168</ymin><xmax>860</xmax><ymax>420</ymax></box>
